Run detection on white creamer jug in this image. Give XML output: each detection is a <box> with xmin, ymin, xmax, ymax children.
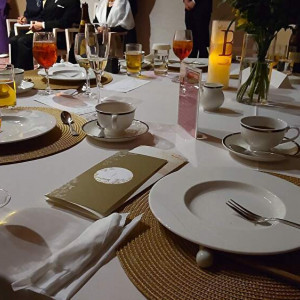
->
<box><xmin>200</xmin><ymin>83</ymin><xmax>224</xmax><ymax>111</ymax></box>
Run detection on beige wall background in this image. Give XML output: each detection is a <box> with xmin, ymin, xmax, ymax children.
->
<box><xmin>10</xmin><ymin>0</ymin><xmax>291</xmax><ymax>57</ymax></box>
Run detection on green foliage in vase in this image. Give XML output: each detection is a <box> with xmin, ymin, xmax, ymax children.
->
<box><xmin>220</xmin><ymin>0</ymin><xmax>300</xmax><ymax>103</ymax></box>
<box><xmin>221</xmin><ymin>0</ymin><xmax>299</xmax><ymax>59</ymax></box>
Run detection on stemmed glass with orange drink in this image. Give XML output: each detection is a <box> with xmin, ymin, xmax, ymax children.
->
<box><xmin>172</xmin><ymin>29</ymin><xmax>193</xmax><ymax>83</ymax></box>
<box><xmin>33</xmin><ymin>32</ymin><xmax>57</xmax><ymax>95</ymax></box>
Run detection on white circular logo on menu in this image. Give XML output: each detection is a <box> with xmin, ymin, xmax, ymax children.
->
<box><xmin>94</xmin><ymin>167</ymin><xmax>133</xmax><ymax>184</ymax></box>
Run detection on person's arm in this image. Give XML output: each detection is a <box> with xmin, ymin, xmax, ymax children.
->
<box><xmin>17</xmin><ymin>16</ymin><xmax>27</xmax><ymax>24</ymax></box>
<box><xmin>184</xmin><ymin>0</ymin><xmax>196</xmax><ymax>10</ymax></box>
<box><xmin>44</xmin><ymin>0</ymin><xmax>81</xmax><ymax>30</ymax></box>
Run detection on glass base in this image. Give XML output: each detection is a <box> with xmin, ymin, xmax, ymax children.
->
<box><xmin>171</xmin><ymin>75</ymin><xmax>180</xmax><ymax>83</ymax></box>
<box><xmin>38</xmin><ymin>89</ymin><xmax>54</xmax><ymax>96</ymax></box>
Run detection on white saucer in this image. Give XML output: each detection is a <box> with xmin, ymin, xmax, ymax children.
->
<box><xmin>222</xmin><ymin>132</ymin><xmax>300</xmax><ymax>162</ymax></box>
<box><xmin>82</xmin><ymin>119</ymin><xmax>149</xmax><ymax>142</ymax></box>
<box><xmin>16</xmin><ymin>81</ymin><xmax>34</xmax><ymax>94</ymax></box>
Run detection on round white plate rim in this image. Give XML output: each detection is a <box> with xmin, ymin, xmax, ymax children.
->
<box><xmin>168</xmin><ymin>61</ymin><xmax>208</xmax><ymax>69</ymax></box>
<box><xmin>222</xmin><ymin>132</ymin><xmax>300</xmax><ymax>162</ymax></box>
<box><xmin>149</xmin><ymin>166</ymin><xmax>300</xmax><ymax>255</ymax></box>
<box><xmin>38</xmin><ymin>67</ymin><xmax>96</xmax><ymax>81</ymax></box>
<box><xmin>0</xmin><ymin>109</ymin><xmax>57</xmax><ymax>144</ymax></box>
<box><xmin>16</xmin><ymin>81</ymin><xmax>34</xmax><ymax>94</ymax></box>
<box><xmin>119</xmin><ymin>60</ymin><xmax>151</xmax><ymax>69</ymax></box>
<box><xmin>82</xmin><ymin>119</ymin><xmax>149</xmax><ymax>142</ymax></box>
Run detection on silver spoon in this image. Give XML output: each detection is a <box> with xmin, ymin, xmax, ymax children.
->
<box><xmin>229</xmin><ymin>144</ymin><xmax>298</xmax><ymax>159</ymax></box>
<box><xmin>70</xmin><ymin>82</ymin><xmax>86</xmax><ymax>96</ymax></box>
<box><xmin>61</xmin><ymin>111</ymin><xmax>79</xmax><ymax>136</ymax></box>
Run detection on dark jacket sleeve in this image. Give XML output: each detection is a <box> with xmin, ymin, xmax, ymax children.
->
<box><xmin>44</xmin><ymin>0</ymin><xmax>81</xmax><ymax>30</ymax></box>
<box><xmin>24</xmin><ymin>0</ymin><xmax>43</xmax><ymax>22</ymax></box>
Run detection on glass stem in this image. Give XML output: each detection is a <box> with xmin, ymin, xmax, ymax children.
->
<box><xmin>96</xmin><ymin>72</ymin><xmax>102</xmax><ymax>104</ymax></box>
<box><xmin>44</xmin><ymin>68</ymin><xmax>51</xmax><ymax>95</ymax></box>
<box><xmin>85</xmin><ymin>69</ymin><xmax>91</xmax><ymax>95</ymax></box>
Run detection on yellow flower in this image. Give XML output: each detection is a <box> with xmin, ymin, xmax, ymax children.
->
<box><xmin>237</xmin><ymin>18</ymin><xmax>248</xmax><ymax>27</ymax></box>
<box><xmin>234</xmin><ymin>9</ymin><xmax>240</xmax><ymax>17</ymax></box>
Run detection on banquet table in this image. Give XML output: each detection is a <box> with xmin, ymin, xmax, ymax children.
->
<box><xmin>1</xmin><ymin>63</ymin><xmax>300</xmax><ymax>300</ymax></box>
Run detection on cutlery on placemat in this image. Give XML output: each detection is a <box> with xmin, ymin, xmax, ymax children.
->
<box><xmin>69</xmin><ymin>83</ymin><xmax>86</xmax><ymax>96</ymax></box>
<box><xmin>227</xmin><ymin>199</ymin><xmax>300</xmax><ymax>229</ymax></box>
<box><xmin>61</xmin><ymin>111</ymin><xmax>79</xmax><ymax>136</ymax></box>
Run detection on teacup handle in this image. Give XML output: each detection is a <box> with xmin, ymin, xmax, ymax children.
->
<box><xmin>280</xmin><ymin>126</ymin><xmax>300</xmax><ymax>144</ymax></box>
<box><xmin>111</xmin><ymin>114</ymin><xmax>118</xmax><ymax>130</ymax></box>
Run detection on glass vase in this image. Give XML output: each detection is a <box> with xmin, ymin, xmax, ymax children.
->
<box><xmin>237</xmin><ymin>60</ymin><xmax>272</xmax><ymax>104</ymax></box>
<box><xmin>237</xmin><ymin>33</ymin><xmax>273</xmax><ymax>104</ymax></box>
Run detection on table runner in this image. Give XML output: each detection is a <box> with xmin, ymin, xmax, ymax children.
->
<box><xmin>117</xmin><ymin>173</ymin><xmax>300</xmax><ymax>300</ymax></box>
<box><xmin>0</xmin><ymin>107</ymin><xmax>86</xmax><ymax>165</ymax></box>
<box><xmin>24</xmin><ymin>70</ymin><xmax>113</xmax><ymax>90</ymax></box>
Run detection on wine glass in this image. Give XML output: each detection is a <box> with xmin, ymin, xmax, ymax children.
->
<box><xmin>32</xmin><ymin>32</ymin><xmax>57</xmax><ymax>95</ymax></box>
<box><xmin>0</xmin><ymin>64</ymin><xmax>16</xmax><ymax>208</ymax></box>
<box><xmin>172</xmin><ymin>29</ymin><xmax>193</xmax><ymax>83</ymax></box>
<box><xmin>74</xmin><ymin>33</ymin><xmax>91</xmax><ymax>96</ymax></box>
<box><xmin>85</xmin><ymin>23</ymin><xmax>110</xmax><ymax>104</ymax></box>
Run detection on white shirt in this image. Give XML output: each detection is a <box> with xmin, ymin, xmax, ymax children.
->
<box><xmin>95</xmin><ymin>0</ymin><xmax>135</xmax><ymax>30</ymax></box>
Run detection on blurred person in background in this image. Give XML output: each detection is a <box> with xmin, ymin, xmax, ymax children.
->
<box><xmin>93</xmin><ymin>0</ymin><xmax>137</xmax><ymax>44</ymax></box>
<box><xmin>15</xmin><ymin>0</ymin><xmax>43</xmax><ymax>28</ymax></box>
<box><xmin>0</xmin><ymin>0</ymin><xmax>9</xmax><ymax>57</ymax></box>
<box><xmin>184</xmin><ymin>0</ymin><xmax>212</xmax><ymax>58</ymax></box>
<box><xmin>9</xmin><ymin>0</ymin><xmax>80</xmax><ymax>70</ymax></box>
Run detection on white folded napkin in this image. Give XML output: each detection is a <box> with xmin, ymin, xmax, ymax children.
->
<box><xmin>12</xmin><ymin>213</ymin><xmax>141</xmax><ymax>300</ymax></box>
<box><xmin>103</xmin><ymin>77</ymin><xmax>150</xmax><ymax>93</ymax></box>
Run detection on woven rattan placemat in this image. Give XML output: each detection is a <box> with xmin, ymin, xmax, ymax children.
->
<box><xmin>24</xmin><ymin>70</ymin><xmax>113</xmax><ymax>90</ymax></box>
<box><xmin>117</xmin><ymin>173</ymin><xmax>300</xmax><ymax>300</ymax></box>
<box><xmin>0</xmin><ymin>107</ymin><xmax>86</xmax><ymax>165</ymax></box>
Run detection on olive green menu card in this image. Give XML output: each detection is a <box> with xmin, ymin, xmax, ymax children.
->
<box><xmin>46</xmin><ymin>152</ymin><xmax>167</xmax><ymax>219</ymax></box>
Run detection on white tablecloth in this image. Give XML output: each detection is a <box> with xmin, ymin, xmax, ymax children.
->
<box><xmin>1</xmin><ymin>65</ymin><xmax>300</xmax><ymax>299</ymax></box>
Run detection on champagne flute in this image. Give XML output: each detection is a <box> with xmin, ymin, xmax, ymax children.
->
<box><xmin>0</xmin><ymin>64</ymin><xmax>16</xmax><ymax>208</ymax></box>
<box><xmin>172</xmin><ymin>29</ymin><xmax>193</xmax><ymax>83</ymax></box>
<box><xmin>74</xmin><ymin>33</ymin><xmax>91</xmax><ymax>96</ymax></box>
<box><xmin>85</xmin><ymin>23</ymin><xmax>110</xmax><ymax>104</ymax></box>
<box><xmin>32</xmin><ymin>32</ymin><xmax>57</xmax><ymax>95</ymax></box>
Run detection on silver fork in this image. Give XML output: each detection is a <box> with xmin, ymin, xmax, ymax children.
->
<box><xmin>226</xmin><ymin>199</ymin><xmax>300</xmax><ymax>229</ymax></box>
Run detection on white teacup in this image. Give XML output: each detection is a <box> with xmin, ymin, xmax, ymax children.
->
<box><xmin>241</xmin><ymin>116</ymin><xmax>300</xmax><ymax>151</ymax></box>
<box><xmin>14</xmin><ymin>68</ymin><xmax>24</xmax><ymax>88</ymax></box>
<box><xmin>96</xmin><ymin>100</ymin><xmax>136</xmax><ymax>136</ymax></box>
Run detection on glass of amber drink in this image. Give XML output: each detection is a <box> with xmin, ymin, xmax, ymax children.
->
<box><xmin>172</xmin><ymin>30</ymin><xmax>193</xmax><ymax>83</ymax></box>
<box><xmin>33</xmin><ymin>32</ymin><xmax>57</xmax><ymax>95</ymax></box>
<box><xmin>0</xmin><ymin>64</ymin><xmax>16</xmax><ymax>132</ymax></box>
<box><xmin>0</xmin><ymin>64</ymin><xmax>16</xmax><ymax>109</ymax></box>
<box><xmin>125</xmin><ymin>43</ymin><xmax>142</xmax><ymax>76</ymax></box>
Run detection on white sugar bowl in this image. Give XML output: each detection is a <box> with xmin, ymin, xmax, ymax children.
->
<box><xmin>200</xmin><ymin>82</ymin><xmax>224</xmax><ymax>111</ymax></box>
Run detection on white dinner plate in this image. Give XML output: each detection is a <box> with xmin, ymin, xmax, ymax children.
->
<box><xmin>149</xmin><ymin>166</ymin><xmax>300</xmax><ymax>255</ymax></box>
<box><xmin>168</xmin><ymin>60</ymin><xmax>208</xmax><ymax>70</ymax></box>
<box><xmin>82</xmin><ymin>119</ymin><xmax>149</xmax><ymax>143</ymax></box>
<box><xmin>16</xmin><ymin>81</ymin><xmax>34</xmax><ymax>94</ymax></box>
<box><xmin>0</xmin><ymin>109</ymin><xmax>56</xmax><ymax>144</ymax></box>
<box><xmin>38</xmin><ymin>66</ymin><xmax>96</xmax><ymax>81</ymax></box>
<box><xmin>222</xmin><ymin>132</ymin><xmax>300</xmax><ymax>162</ymax></box>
